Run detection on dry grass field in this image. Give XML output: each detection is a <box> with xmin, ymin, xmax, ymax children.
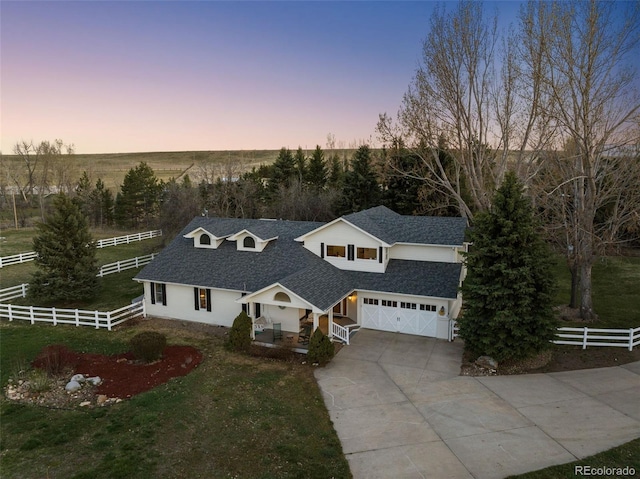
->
<box><xmin>1</xmin><ymin>148</ymin><xmax>356</xmax><ymax>191</ymax></box>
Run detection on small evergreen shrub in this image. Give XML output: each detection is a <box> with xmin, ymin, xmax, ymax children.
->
<box><xmin>130</xmin><ymin>331</ymin><xmax>167</xmax><ymax>362</ymax></box>
<box><xmin>225</xmin><ymin>311</ymin><xmax>253</xmax><ymax>352</ymax></box>
<box><xmin>307</xmin><ymin>329</ymin><xmax>335</xmax><ymax>365</ymax></box>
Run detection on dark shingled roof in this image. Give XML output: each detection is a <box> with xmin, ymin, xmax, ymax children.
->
<box><xmin>343</xmin><ymin>205</ymin><xmax>467</xmax><ymax>245</ymax></box>
<box><xmin>135</xmin><ymin>208</ymin><xmax>466</xmax><ymax>310</ymax></box>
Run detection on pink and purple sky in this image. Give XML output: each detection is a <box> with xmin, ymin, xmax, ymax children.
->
<box><xmin>1</xmin><ymin>1</ymin><xmax>523</xmax><ymax>154</ymax></box>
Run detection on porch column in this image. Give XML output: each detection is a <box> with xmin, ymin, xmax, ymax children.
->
<box><xmin>250</xmin><ymin>302</ymin><xmax>255</xmax><ymax>340</ymax></box>
<box><xmin>328</xmin><ymin>309</ymin><xmax>334</xmax><ymax>338</ymax></box>
<box><xmin>313</xmin><ymin>312</ymin><xmax>319</xmax><ymax>331</ymax></box>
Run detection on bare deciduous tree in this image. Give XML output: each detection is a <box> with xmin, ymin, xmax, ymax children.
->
<box><xmin>524</xmin><ymin>0</ymin><xmax>640</xmax><ymax>320</ymax></box>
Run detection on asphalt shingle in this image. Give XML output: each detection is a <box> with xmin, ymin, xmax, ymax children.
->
<box><xmin>135</xmin><ymin>208</ymin><xmax>466</xmax><ymax>309</ymax></box>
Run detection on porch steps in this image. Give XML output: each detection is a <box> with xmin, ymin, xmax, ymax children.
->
<box><xmin>331</xmin><ymin>325</ymin><xmax>361</xmax><ymax>344</ymax></box>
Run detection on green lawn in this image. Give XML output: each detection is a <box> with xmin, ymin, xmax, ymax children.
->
<box><xmin>0</xmin><ymin>233</ymin><xmax>162</xmax><ymax>290</ymax></box>
<box><xmin>550</xmin><ymin>255</ymin><xmax>640</xmax><ymax>329</ymax></box>
<box><xmin>0</xmin><ymin>321</ymin><xmax>351</xmax><ymax>479</ymax></box>
<box><xmin>507</xmin><ymin>438</ymin><xmax>640</xmax><ymax>479</ymax></box>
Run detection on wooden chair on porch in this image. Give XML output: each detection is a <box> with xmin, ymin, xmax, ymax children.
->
<box><xmin>298</xmin><ymin>324</ymin><xmax>312</xmax><ymax>345</ymax></box>
<box><xmin>272</xmin><ymin>323</ymin><xmax>283</xmax><ymax>342</ymax></box>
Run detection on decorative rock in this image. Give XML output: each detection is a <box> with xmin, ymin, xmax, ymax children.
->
<box><xmin>86</xmin><ymin>376</ymin><xmax>102</xmax><ymax>386</ymax></box>
<box><xmin>65</xmin><ymin>380</ymin><xmax>81</xmax><ymax>392</ymax></box>
<box><xmin>71</xmin><ymin>374</ymin><xmax>85</xmax><ymax>383</ymax></box>
<box><xmin>79</xmin><ymin>401</ymin><xmax>91</xmax><ymax>407</ymax></box>
<box><xmin>97</xmin><ymin>395</ymin><xmax>108</xmax><ymax>405</ymax></box>
<box><xmin>475</xmin><ymin>355</ymin><xmax>499</xmax><ymax>370</ymax></box>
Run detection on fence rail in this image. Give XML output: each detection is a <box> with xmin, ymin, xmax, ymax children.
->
<box><xmin>0</xmin><ymin>252</ymin><xmax>37</xmax><ymax>268</ymax></box>
<box><xmin>0</xmin><ymin>230</ymin><xmax>162</xmax><ymax>268</ymax></box>
<box><xmin>0</xmin><ymin>284</ymin><xmax>29</xmax><ymax>302</ymax></box>
<box><xmin>554</xmin><ymin>326</ymin><xmax>640</xmax><ymax>351</ymax></box>
<box><xmin>95</xmin><ymin>230</ymin><xmax>162</xmax><ymax>249</ymax></box>
<box><xmin>97</xmin><ymin>253</ymin><xmax>157</xmax><ymax>277</ymax></box>
<box><xmin>449</xmin><ymin>320</ymin><xmax>640</xmax><ymax>351</ymax></box>
<box><xmin>0</xmin><ymin>300</ymin><xmax>145</xmax><ymax>330</ymax></box>
<box><xmin>0</xmin><ymin>253</ymin><xmax>157</xmax><ymax>302</ymax></box>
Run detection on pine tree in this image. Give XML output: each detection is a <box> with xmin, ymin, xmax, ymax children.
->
<box><xmin>337</xmin><ymin>145</ymin><xmax>382</xmax><ymax>214</ymax></box>
<box><xmin>458</xmin><ymin>172</ymin><xmax>557</xmax><ymax>362</ymax></box>
<box><xmin>30</xmin><ymin>194</ymin><xmax>99</xmax><ymax>303</ymax></box>
<box><xmin>114</xmin><ymin>162</ymin><xmax>162</xmax><ymax>228</ymax></box>
<box><xmin>294</xmin><ymin>147</ymin><xmax>307</xmax><ymax>183</ymax></box>
<box><xmin>269</xmin><ymin>147</ymin><xmax>296</xmax><ymax>193</ymax></box>
<box><xmin>306</xmin><ymin>145</ymin><xmax>328</xmax><ymax>189</ymax></box>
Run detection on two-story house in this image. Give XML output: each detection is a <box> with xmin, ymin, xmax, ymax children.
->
<box><xmin>134</xmin><ymin>206</ymin><xmax>467</xmax><ymax>343</ymax></box>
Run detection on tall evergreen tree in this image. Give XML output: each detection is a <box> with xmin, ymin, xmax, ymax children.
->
<box><xmin>328</xmin><ymin>153</ymin><xmax>344</xmax><ymax>187</ymax></box>
<box><xmin>30</xmin><ymin>194</ymin><xmax>99</xmax><ymax>303</ymax></box>
<box><xmin>336</xmin><ymin>145</ymin><xmax>381</xmax><ymax>215</ymax></box>
<box><xmin>294</xmin><ymin>147</ymin><xmax>307</xmax><ymax>183</ymax></box>
<box><xmin>114</xmin><ymin>162</ymin><xmax>162</xmax><ymax>228</ymax></box>
<box><xmin>269</xmin><ymin>148</ymin><xmax>296</xmax><ymax>192</ymax></box>
<box><xmin>458</xmin><ymin>172</ymin><xmax>557</xmax><ymax>362</ymax></box>
<box><xmin>306</xmin><ymin>145</ymin><xmax>328</xmax><ymax>189</ymax></box>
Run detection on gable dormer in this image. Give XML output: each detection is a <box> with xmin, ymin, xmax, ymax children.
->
<box><xmin>183</xmin><ymin>227</ymin><xmax>227</xmax><ymax>249</ymax></box>
<box><xmin>227</xmin><ymin>229</ymin><xmax>277</xmax><ymax>252</ymax></box>
<box><xmin>295</xmin><ymin>218</ymin><xmax>389</xmax><ymax>273</ymax></box>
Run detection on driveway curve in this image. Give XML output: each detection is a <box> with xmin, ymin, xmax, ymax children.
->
<box><xmin>315</xmin><ymin>330</ymin><xmax>640</xmax><ymax>479</ymax></box>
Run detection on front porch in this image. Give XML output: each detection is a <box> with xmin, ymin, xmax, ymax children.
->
<box><xmin>253</xmin><ymin>315</ymin><xmax>357</xmax><ymax>352</ymax></box>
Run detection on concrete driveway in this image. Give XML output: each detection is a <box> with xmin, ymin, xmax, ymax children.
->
<box><xmin>315</xmin><ymin>329</ymin><xmax>640</xmax><ymax>479</ymax></box>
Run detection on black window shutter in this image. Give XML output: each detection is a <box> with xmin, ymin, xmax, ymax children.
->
<box><xmin>150</xmin><ymin>283</ymin><xmax>156</xmax><ymax>305</ymax></box>
<box><xmin>348</xmin><ymin>244</ymin><xmax>354</xmax><ymax>261</ymax></box>
<box><xmin>161</xmin><ymin>284</ymin><xmax>167</xmax><ymax>306</ymax></box>
<box><xmin>379</xmin><ymin>247</ymin><xmax>383</xmax><ymax>263</ymax></box>
<box><xmin>206</xmin><ymin>289</ymin><xmax>212</xmax><ymax>312</ymax></box>
<box><xmin>194</xmin><ymin>287</ymin><xmax>200</xmax><ymax>310</ymax></box>
<box><xmin>320</xmin><ymin>242</ymin><xmax>324</xmax><ymax>258</ymax></box>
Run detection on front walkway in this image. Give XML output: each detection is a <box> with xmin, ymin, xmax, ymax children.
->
<box><xmin>314</xmin><ymin>329</ymin><xmax>640</xmax><ymax>479</ymax></box>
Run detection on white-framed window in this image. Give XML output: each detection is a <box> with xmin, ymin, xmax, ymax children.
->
<box><xmin>151</xmin><ymin>283</ymin><xmax>166</xmax><ymax>306</ymax></box>
<box><xmin>381</xmin><ymin>300</ymin><xmax>397</xmax><ymax>308</ymax></box>
<box><xmin>194</xmin><ymin>287</ymin><xmax>211</xmax><ymax>312</ymax></box>
<box><xmin>400</xmin><ymin>302</ymin><xmax>417</xmax><ymax>310</ymax></box>
<box><xmin>363</xmin><ymin>298</ymin><xmax>379</xmax><ymax>305</ymax></box>
<box><xmin>199</xmin><ymin>234</ymin><xmax>211</xmax><ymax>245</ymax></box>
<box><xmin>357</xmin><ymin>247</ymin><xmax>377</xmax><ymax>260</ymax></box>
<box><xmin>327</xmin><ymin>245</ymin><xmax>346</xmax><ymax>257</ymax></box>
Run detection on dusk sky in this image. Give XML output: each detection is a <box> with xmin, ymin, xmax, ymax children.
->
<box><xmin>1</xmin><ymin>1</ymin><xmax>522</xmax><ymax>154</ymax></box>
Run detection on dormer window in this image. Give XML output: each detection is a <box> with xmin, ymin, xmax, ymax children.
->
<box><xmin>243</xmin><ymin>236</ymin><xmax>256</xmax><ymax>249</ymax></box>
<box><xmin>200</xmin><ymin>234</ymin><xmax>211</xmax><ymax>246</ymax></box>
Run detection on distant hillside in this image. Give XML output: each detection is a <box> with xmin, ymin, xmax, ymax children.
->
<box><xmin>2</xmin><ymin>149</ymin><xmax>357</xmax><ymax>191</ymax></box>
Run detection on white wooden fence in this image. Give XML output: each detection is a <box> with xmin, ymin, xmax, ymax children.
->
<box><xmin>0</xmin><ymin>284</ymin><xmax>29</xmax><ymax>302</ymax></box>
<box><xmin>0</xmin><ymin>230</ymin><xmax>162</xmax><ymax>268</ymax></box>
<box><xmin>0</xmin><ymin>252</ymin><xmax>38</xmax><ymax>268</ymax></box>
<box><xmin>554</xmin><ymin>327</ymin><xmax>640</xmax><ymax>351</ymax></box>
<box><xmin>449</xmin><ymin>320</ymin><xmax>640</xmax><ymax>351</ymax></box>
<box><xmin>97</xmin><ymin>253</ymin><xmax>157</xmax><ymax>277</ymax></box>
<box><xmin>95</xmin><ymin>230</ymin><xmax>162</xmax><ymax>248</ymax></box>
<box><xmin>0</xmin><ymin>301</ymin><xmax>145</xmax><ymax>331</ymax></box>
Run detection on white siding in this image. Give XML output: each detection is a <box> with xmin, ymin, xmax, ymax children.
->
<box><xmin>389</xmin><ymin>244</ymin><xmax>459</xmax><ymax>263</ymax></box>
<box><xmin>144</xmin><ymin>282</ymin><xmax>243</xmax><ymax>327</ymax></box>
<box><xmin>302</xmin><ymin>220</ymin><xmax>385</xmax><ymax>273</ymax></box>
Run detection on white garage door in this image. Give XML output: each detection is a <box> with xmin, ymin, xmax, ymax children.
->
<box><xmin>361</xmin><ymin>298</ymin><xmax>438</xmax><ymax>337</ymax></box>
